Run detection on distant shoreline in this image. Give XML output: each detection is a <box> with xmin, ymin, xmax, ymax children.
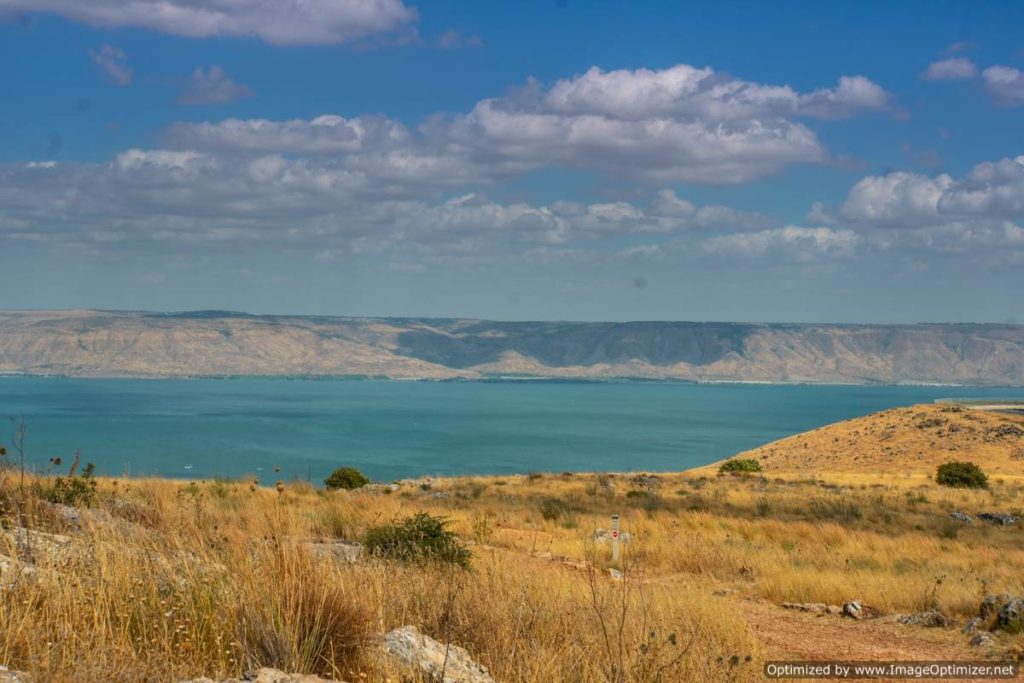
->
<box><xmin>2</xmin><ymin>373</ymin><xmax>1024</xmax><ymax>388</ymax></box>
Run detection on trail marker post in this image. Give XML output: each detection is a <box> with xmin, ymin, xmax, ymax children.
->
<box><xmin>610</xmin><ymin>514</ymin><xmax>620</xmax><ymax>562</ymax></box>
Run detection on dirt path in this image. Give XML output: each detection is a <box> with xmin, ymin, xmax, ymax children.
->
<box><xmin>740</xmin><ymin>599</ymin><xmax>975</xmax><ymax>660</ymax></box>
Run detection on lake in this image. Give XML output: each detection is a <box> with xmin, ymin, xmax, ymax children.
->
<box><xmin>1</xmin><ymin>377</ymin><xmax>1022</xmax><ymax>483</ymax></box>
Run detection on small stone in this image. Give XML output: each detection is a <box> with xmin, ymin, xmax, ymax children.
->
<box><xmin>970</xmin><ymin>632</ymin><xmax>996</xmax><ymax>648</ymax></box>
<box><xmin>608</xmin><ymin>568</ymin><xmax>623</xmax><ymax>581</ymax></box>
<box><xmin>949</xmin><ymin>511</ymin><xmax>973</xmax><ymax>523</ymax></box>
<box><xmin>842</xmin><ymin>601</ymin><xmax>880</xmax><ymax>620</ymax></box>
<box><xmin>962</xmin><ymin>617</ymin><xmax>984</xmax><ymax>634</ymax></box>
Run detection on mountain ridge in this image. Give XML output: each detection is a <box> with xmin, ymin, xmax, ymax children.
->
<box><xmin>2</xmin><ymin>309</ymin><xmax>1023</xmax><ymax>385</ymax></box>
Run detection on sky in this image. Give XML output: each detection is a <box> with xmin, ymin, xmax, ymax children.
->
<box><xmin>1</xmin><ymin>0</ymin><xmax>1023</xmax><ymax>323</ymax></box>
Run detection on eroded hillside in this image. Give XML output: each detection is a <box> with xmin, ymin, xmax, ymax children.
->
<box><xmin>2</xmin><ymin>310</ymin><xmax>1024</xmax><ymax>384</ymax></box>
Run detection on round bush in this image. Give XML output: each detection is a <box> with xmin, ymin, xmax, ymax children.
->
<box><xmin>324</xmin><ymin>466</ymin><xmax>370</xmax><ymax>490</ymax></box>
<box><xmin>935</xmin><ymin>461</ymin><xmax>988</xmax><ymax>489</ymax></box>
<box><xmin>718</xmin><ymin>458</ymin><xmax>762</xmax><ymax>474</ymax></box>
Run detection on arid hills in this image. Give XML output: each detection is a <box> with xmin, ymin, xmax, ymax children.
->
<box><xmin>2</xmin><ymin>309</ymin><xmax>1024</xmax><ymax>384</ymax></box>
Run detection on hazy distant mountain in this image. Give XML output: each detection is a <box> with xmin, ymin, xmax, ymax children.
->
<box><xmin>2</xmin><ymin>310</ymin><xmax>1023</xmax><ymax>385</ymax></box>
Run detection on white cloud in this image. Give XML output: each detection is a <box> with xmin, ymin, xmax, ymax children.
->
<box><xmin>166</xmin><ymin>63</ymin><xmax>887</xmax><ymax>184</ymax></box>
<box><xmin>435</xmin><ymin>65</ymin><xmax>887</xmax><ymax>183</ymax></box>
<box><xmin>7</xmin><ymin>0</ymin><xmax>416</xmax><ymax>45</ymax></box>
<box><xmin>841</xmin><ymin>156</ymin><xmax>1024</xmax><ymax>226</ymax></box>
<box><xmin>168</xmin><ymin>115</ymin><xmax>413</xmax><ymax>154</ymax></box>
<box><xmin>841</xmin><ymin>172</ymin><xmax>954</xmax><ymax>226</ymax></box>
<box><xmin>179</xmin><ymin>66</ymin><xmax>254</xmax><ymax>105</ymax></box>
<box><xmin>89</xmin><ymin>44</ymin><xmax>132</xmax><ymax>86</ymax></box>
<box><xmin>703</xmin><ymin>226</ymin><xmax>859</xmax><ymax>262</ymax></box>
<box><xmin>982</xmin><ymin>66</ymin><xmax>1024</xmax><ymax>106</ymax></box>
<box><xmin>922</xmin><ymin>57</ymin><xmax>977</xmax><ymax>81</ymax></box>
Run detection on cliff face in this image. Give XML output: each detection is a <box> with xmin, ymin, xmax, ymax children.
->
<box><xmin>1</xmin><ymin>310</ymin><xmax>1023</xmax><ymax>384</ymax></box>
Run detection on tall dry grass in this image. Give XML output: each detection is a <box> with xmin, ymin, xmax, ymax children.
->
<box><xmin>0</xmin><ymin>473</ymin><xmax>767</xmax><ymax>682</ymax></box>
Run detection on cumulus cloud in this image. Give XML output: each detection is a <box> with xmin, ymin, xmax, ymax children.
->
<box><xmin>435</xmin><ymin>65</ymin><xmax>887</xmax><ymax>183</ymax></box>
<box><xmin>179</xmin><ymin>66</ymin><xmax>254</xmax><ymax>105</ymax></box>
<box><xmin>982</xmin><ymin>66</ymin><xmax>1024</xmax><ymax>106</ymax></box>
<box><xmin>167</xmin><ymin>115</ymin><xmax>412</xmax><ymax>154</ymax></box>
<box><xmin>821</xmin><ymin>156</ymin><xmax>1024</xmax><ymax>261</ymax></box>
<box><xmin>841</xmin><ymin>172</ymin><xmax>954</xmax><ymax>226</ymax></box>
<box><xmin>703</xmin><ymin>226</ymin><xmax>859</xmax><ymax>262</ymax></box>
<box><xmin>922</xmin><ymin>57</ymin><xmax>977</xmax><ymax>81</ymax></box>
<box><xmin>89</xmin><ymin>44</ymin><xmax>132</xmax><ymax>86</ymax></box>
<box><xmin>166</xmin><ymin>63</ymin><xmax>887</xmax><ymax>184</ymax></box>
<box><xmin>4</xmin><ymin>0</ymin><xmax>417</xmax><ymax>45</ymax></box>
<box><xmin>841</xmin><ymin>156</ymin><xmax>1024</xmax><ymax>226</ymax></box>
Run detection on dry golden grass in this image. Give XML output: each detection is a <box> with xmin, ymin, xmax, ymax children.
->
<box><xmin>0</xmin><ymin>404</ymin><xmax>1022</xmax><ymax>681</ymax></box>
<box><xmin>713</xmin><ymin>403</ymin><xmax>1024</xmax><ymax>475</ymax></box>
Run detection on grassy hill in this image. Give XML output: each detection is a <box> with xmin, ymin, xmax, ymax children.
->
<box><xmin>724</xmin><ymin>403</ymin><xmax>1024</xmax><ymax>475</ymax></box>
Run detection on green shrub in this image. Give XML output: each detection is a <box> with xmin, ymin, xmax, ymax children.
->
<box><xmin>363</xmin><ymin>513</ymin><xmax>470</xmax><ymax>568</ymax></box>
<box><xmin>718</xmin><ymin>458</ymin><xmax>762</xmax><ymax>474</ymax></box>
<box><xmin>539</xmin><ymin>497</ymin><xmax>572</xmax><ymax>522</ymax></box>
<box><xmin>323</xmin><ymin>466</ymin><xmax>370</xmax><ymax>491</ymax></box>
<box><xmin>34</xmin><ymin>462</ymin><xmax>98</xmax><ymax>507</ymax></box>
<box><xmin>625</xmin><ymin>489</ymin><xmax>664</xmax><ymax>513</ymax></box>
<box><xmin>936</xmin><ymin>461</ymin><xmax>988</xmax><ymax>489</ymax></box>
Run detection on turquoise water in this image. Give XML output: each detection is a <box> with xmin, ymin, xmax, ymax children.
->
<box><xmin>1</xmin><ymin>377</ymin><xmax>1023</xmax><ymax>483</ymax></box>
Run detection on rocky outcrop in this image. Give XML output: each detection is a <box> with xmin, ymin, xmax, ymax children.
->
<box><xmin>978</xmin><ymin>512</ymin><xmax>1017</xmax><ymax>526</ymax></box>
<box><xmin>304</xmin><ymin>540</ymin><xmax>363</xmax><ymax>564</ymax></box>
<box><xmin>996</xmin><ymin>597</ymin><xmax>1024</xmax><ymax>632</ymax></box>
<box><xmin>384</xmin><ymin>625</ymin><xmax>494</xmax><ymax>683</ymax></box>
<box><xmin>0</xmin><ymin>665</ymin><xmax>29</xmax><ymax>682</ymax></box>
<box><xmin>895</xmin><ymin>610</ymin><xmax>948</xmax><ymax>627</ymax></box>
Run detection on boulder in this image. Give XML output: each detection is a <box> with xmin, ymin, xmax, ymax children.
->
<box><xmin>0</xmin><ymin>665</ymin><xmax>29</xmax><ymax>683</ymax></box>
<box><xmin>978</xmin><ymin>512</ymin><xmax>1017</xmax><ymax>526</ymax></box>
<box><xmin>996</xmin><ymin>597</ymin><xmax>1024</xmax><ymax>632</ymax></box>
<box><xmin>384</xmin><ymin>625</ymin><xmax>494</xmax><ymax>683</ymax></box>
<box><xmin>304</xmin><ymin>540</ymin><xmax>363</xmax><ymax>564</ymax></box>
<box><xmin>0</xmin><ymin>554</ymin><xmax>37</xmax><ymax>588</ymax></box>
<box><xmin>842</xmin><ymin>601</ymin><xmax>881</xmax><ymax>620</ymax></box>
<box><xmin>980</xmin><ymin>593</ymin><xmax>1016</xmax><ymax>619</ymax></box>
<box><xmin>948</xmin><ymin>511</ymin><xmax>973</xmax><ymax>523</ymax></box>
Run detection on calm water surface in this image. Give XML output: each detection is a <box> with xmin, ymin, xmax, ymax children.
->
<box><xmin>1</xmin><ymin>377</ymin><xmax>1022</xmax><ymax>482</ymax></box>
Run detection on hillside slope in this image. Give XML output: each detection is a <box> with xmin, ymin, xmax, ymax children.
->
<box><xmin>2</xmin><ymin>310</ymin><xmax>1024</xmax><ymax>383</ymax></box>
<box><xmin>733</xmin><ymin>403</ymin><xmax>1024</xmax><ymax>474</ymax></box>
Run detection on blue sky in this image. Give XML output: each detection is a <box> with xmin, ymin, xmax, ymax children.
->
<box><xmin>1</xmin><ymin>0</ymin><xmax>1023</xmax><ymax>322</ymax></box>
